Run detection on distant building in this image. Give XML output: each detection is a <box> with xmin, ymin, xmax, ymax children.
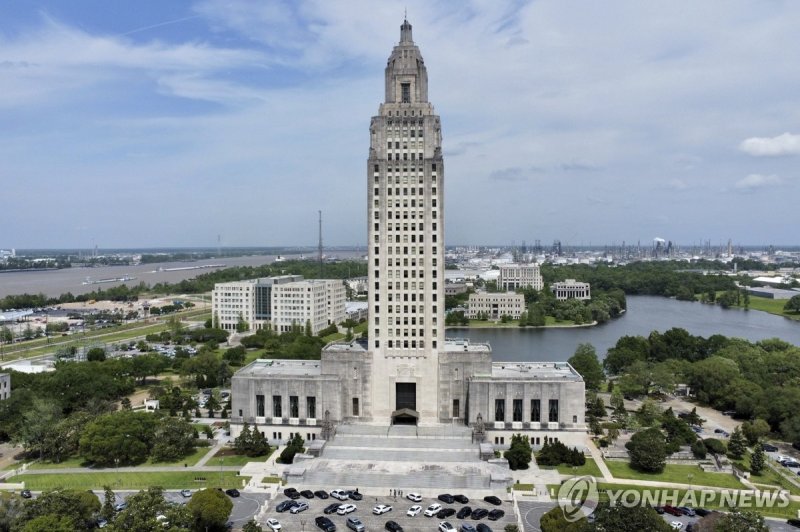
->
<box><xmin>346</xmin><ymin>276</ymin><xmax>368</xmax><ymax>296</ymax></box>
<box><xmin>271</xmin><ymin>279</ymin><xmax>346</xmax><ymax>335</ymax></box>
<box><xmin>551</xmin><ymin>279</ymin><xmax>591</xmax><ymax>300</ymax></box>
<box><xmin>467</xmin><ymin>291</ymin><xmax>525</xmax><ymax>320</ymax></box>
<box><xmin>212</xmin><ymin>275</ymin><xmax>302</xmax><ymax>332</ymax></box>
<box><xmin>345</xmin><ymin>301</ymin><xmax>368</xmax><ymax>322</ymax></box>
<box><xmin>0</xmin><ymin>373</ymin><xmax>9</xmax><ymax>400</ymax></box>
<box><xmin>498</xmin><ymin>263</ymin><xmax>543</xmax><ymax>291</ymax></box>
<box><xmin>444</xmin><ymin>282</ymin><xmax>468</xmax><ymax>296</ymax></box>
<box><xmin>745</xmin><ymin>286</ymin><xmax>799</xmax><ymax>300</ymax></box>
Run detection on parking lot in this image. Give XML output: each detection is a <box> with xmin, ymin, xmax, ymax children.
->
<box><xmin>263</xmin><ymin>491</ymin><xmax>518</xmax><ymax>531</ymax></box>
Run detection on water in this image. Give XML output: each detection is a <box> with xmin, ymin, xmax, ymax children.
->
<box><xmin>456</xmin><ymin>295</ymin><xmax>800</xmax><ymax>361</ymax></box>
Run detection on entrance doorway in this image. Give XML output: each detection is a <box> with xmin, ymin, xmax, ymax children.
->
<box><xmin>393</xmin><ymin>382</ymin><xmax>418</xmax><ymax>425</ymax></box>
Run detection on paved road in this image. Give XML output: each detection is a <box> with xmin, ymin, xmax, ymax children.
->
<box><xmin>518</xmin><ymin>501</ymin><xmax>556</xmax><ymax>532</ymax></box>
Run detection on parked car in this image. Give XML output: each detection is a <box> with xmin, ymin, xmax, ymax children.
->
<box><xmin>284</xmin><ymin>488</ymin><xmax>301</xmax><ymax>499</ymax></box>
<box><xmin>266</xmin><ymin>518</ymin><xmax>282</xmax><ymax>531</ymax></box>
<box><xmin>670</xmin><ymin>522</ymin><xmax>682</xmax><ymax>530</ymax></box>
<box><xmin>438</xmin><ymin>494</ymin><xmax>455</xmax><ymax>504</ymax></box>
<box><xmin>301</xmin><ymin>490</ymin><xmax>315</xmax><ymax>499</ymax></box>
<box><xmin>483</xmin><ymin>496</ymin><xmax>502</xmax><ymax>506</ymax></box>
<box><xmin>225</xmin><ymin>489</ymin><xmax>240</xmax><ymax>498</ymax></box>
<box><xmin>20</xmin><ymin>490</ymin><xmax>32</xmax><ymax>499</ymax></box>
<box><xmin>424</xmin><ymin>503</ymin><xmax>442</xmax><ymax>517</ymax></box>
<box><xmin>454</xmin><ymin>494</ymin><xmax>469</xmax><ymax>504</ymax></box>
<box><xmin>385</xmin><ymin>521</ymin><xmax>404</xmax><ymax>532</ymax></box>
<box><xmin>439</xmin><ymin>523</ymin><xmax>455</xmax><ymax>532</ymax></box>
<box><xmin>488</xmin><ymin>509</ymin><xmax>505</xmax><ymax>521</ymax></box>
<box><xmin>114</xmin><ymin>502</ymin><xmax>127</xmax><ymax>512</ymax></box>
<box><xmin>315</xmin><ymin>516</ymin><xmax>337</xmax><ymax>532</ymax></box>
<box><xmin>180</xmin><ymin>489</ymin><xmax>192</xmax><ymax>498</ymax></box>
<box><xmin>407</xmin><ymin>505</ymin><xmax>422</xmax><ymax>517</ymax></box>
<box><xmin>374</xmin><ymin>504</ymin><xmax>393</xmax><ymax>515</ymax></box>
<box><xmin>476</xmin><ymin>524</ymin><xmax>493</xmax><ymax>532</ymax></box>
<box><xmin>324</xmin><ymin>503</ymin><xmax>341</xmax><ymax>514</ymax></box>
<box><xmin>763</xmin><ymin>443</ymin><xmax>779</xmax><ymax>452</ymax></box>
<box><xmin>472</xmin><ymin>508</ymin><xmax>489</xmax><ymax>520</ymax></box>
<box><xmin>407</xmin><ymin>492</ymin><xmax>422</xmax><ymax>502</ymax></box>
<box><xmin>460</xmin><ymin>524</ymin><xmax>477</xmax><ymax>532</ymax></box>
<box><xmin>290</xmin><ymin>501</ymin><xmax>309</xmax><ymax>514</ymax></box>
<box><xmin>276</xmin><ymin>500</ymin><xmax>299</xmax><ymax>513</ymax></box>
<box><xmin>331</xmin><ymin>489</ymin><xmax>349</xmax><ymax>500</ymax></box>
<box><xmin>663</xmin><ymin>505</ymin><xmax>683</xmax><ymax>517</ymax></box>
<box><xmin>347</xmin><ymin>490</ymin><xmax>363</xmax><ymax>501</ymax></box>
<box><xmin>337</xmin><ymin>504</ymin><xmax>357</xmax><ymax>515</ymax></box>
<box><xmin>346</xmin><ymin>516</ymin><xmax>365</xmax><ymax>532</ymax></box>
<box><xmin>786</xmin><ymin>518</ymin><xmax>800</xmax><ymax>528</ymax></box>
<box><xmin>695</xmin><ymin>508</ymin><xmax>711</xmax><ymax>517</ymax></box>
<box><xmin>655</xmin><ymin>506</ymin><xmax>665</xmax><ymax>514</ymax></box>
<box><xmin>678</xmin><ymin>506</ymin><xmax>695</xmax><ymax>517</ymax></box>
<box><xmin>315</xmin><ymin>490</ymin><xmax>330</xmax><ymax>499</ymax></box>
<box><xmin>457</xmin><ymin>506</ymin><xmax>473</xmax><ymax>519</ymax></box>
<box><xmin>437</xmin><ymin>508</ymin><xmax>456</xmax><ymax>518</ymax></box>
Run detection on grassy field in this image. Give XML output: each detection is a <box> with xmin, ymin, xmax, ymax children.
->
<box><xmin>204</xmin><ymin>448</ymin><xmax>274</xmax><ymax>467</ymax></box>
<box><xmin>733</xmin><ymin>452</ymin><xmax>800</xmax><ymax>496</ymax></box>
<box><xmin>736</xmin><ymin>295</ymin><xmax>800</xmax><ymax>321</ymax></box>
<box><xmin>454</xmin><ymin>316</ymin><xmax>578</xmax><ymax>328</ymax></box>
<box><xmin>605</xmin><ymin>461</ymin><xmax>744</xmax><ymax>489</ymax></box>
<box><xmin>25</xmin><ymin>447</ymin><xmax>211</xmax><ymax>471</ymax></box>
<box><xmin>12</xmin><ymin>471</ymin><xmax>247</xmax><ymax>491</ymax></box>
<box><xmin>539</xmin><ymin>457</ymin><xmax>604</xmax><ymax>478</ymax></box>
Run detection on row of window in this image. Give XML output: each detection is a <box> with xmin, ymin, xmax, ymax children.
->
<box><xmin>256</xmin><ymin>395</ymin><xmax>316</xmax><ymax>419</ymax></box>
<box><xmin>373</xmin><ymin>187</ymin><xmax>438</xmax><ymax>197</ymax></box>
<box><xmin>375</xmin><ymin>257</ymin><xmax>436</xmax><ymax>267</ymax></box>
<box><xmin>382</xmin><ymin>339</ymin><xmax>432</xmax><ymax>349</ymax></box>
<box><xmin>386</xmin><ymin>141</ymin><xmax>425</xmax><ymax>149</ymax></box>
<box><xmin>375</xmin><ymin>305</ymin><xmax>438</xmax><ymax>315</ymax></box>
<box><xmin>375</xmin><ymin>316</ymin><xmax>432</xmax><ymax>325</ymax></box>
<box><xmin>495</xmin><ymin>399</ymin><xmax>559</xmax><ymax>423</ymax></box>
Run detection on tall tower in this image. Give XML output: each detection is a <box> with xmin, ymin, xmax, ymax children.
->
<box><xmin>367</xmin><ymin>19</ymin><xmax>445</xmax><ymax>422</ymax></box>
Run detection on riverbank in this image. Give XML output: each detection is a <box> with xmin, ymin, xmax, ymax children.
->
<box><xmin>694</xmin><ymin>294</ymin><xmax>800</xmax><ymax>322</ymax></box>
<box><xmin>447</xmin><ymin>318</ymin><xmax>598</xmax><ymax>330</ymax></box>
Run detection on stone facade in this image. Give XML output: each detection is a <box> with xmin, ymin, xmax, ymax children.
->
<box><xmin>467</xmin><ymin>291</ymin><xmax>525</xmax><ymax>320</ymax></box>
<box><xmin>498</xmin><ymin>263</ymin><xmax>543</xmax><ymax>291</ymax></box>
<box><xmin>551</xmin><ymin>279</ymin><xmax>591</xmax><ymax>300</ymax></box>
<box><xmin>272</xmin><ymin>279</ymin><xmax>346</xmax><ymax>335</ymax></box>
<box><xmin>212</xmin><ymin>275</ymin><xmax>302</xmax><ymax>331</ymax></box>
<box><xmin>0</xmin><ymin>373</ymin><xmax>9</xmax><ymax>400</ymax></box>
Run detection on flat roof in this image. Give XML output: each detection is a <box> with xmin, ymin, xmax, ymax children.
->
<box><xmin>443</xmin><ymin>338</ymin><xmax>492</xmax><ymax>353</ymax></box>
<box><xmin>487</xmin><ymin>362</ymin><xmax>583</xmax><ymax>381</ymax></box>
<box><xmin>235</xmin><ymin>359</ymin><xmax>322</xmax><ymax>377</ymax></box>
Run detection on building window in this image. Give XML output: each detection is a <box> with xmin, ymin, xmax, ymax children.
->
<box><xmin>352</xmin><ymin>397</ymin><xmax>360</xmax><ymax>416</ymax></box>
<box><xmin>513</xmin><ymin>399</ymin><xmax>523</xmax><ymax>422</ymax></box>
<box><xmin>401</xmin><ymin>83</ymin><xmax>410</xmax><ymax>103</ymax></box>
<box><xmin>549</xmin><ymin>399</ymin><xmax>559</xmax><ymax>423</ymax></box>
<box><xmin>495</xmin><ymin>399</ymin><xmax>505</xmax><ymax>422</ymax></box>
<box><xmin>273</xmin><ymin>396</ymin><xmax>282</xmax><ymax>417</ymax></box>
<box><xmin>453</xmin><ymin>399</ymin><xmax>460</xmax><ymax>418</ymax></box>
<box><xmin>256</xmin><ymin>394</ymin><xmax>265</xmax><ymax>417</ymax></box>
<box><xmin>290</xmin><ymin>396</ymin><xmax>299</xmax><ymax>418</ymax></box>
<box><xmin>306</xmin><ymin>397</ymin><xmax>316</xmax><ymax>419</ymax></box>
<box><xmin>531</xmin><ymin>399</ymin><xmax>540</xmax><ymax>422</ymax></box>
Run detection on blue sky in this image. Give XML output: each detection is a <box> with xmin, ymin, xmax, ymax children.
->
<box><xmin>1</xmin><ymin>0</ymin><xmax>798</xmax><ymax>249</ymax></box>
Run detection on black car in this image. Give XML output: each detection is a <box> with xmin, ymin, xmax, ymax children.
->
<box><xmin>483</xmin><ymin>496</ymin><xmax>502</xmax><ymax>506</ymax></box>
<box><xmin>763</xmin><ymin>443</ymin><xmax>779</xmax><ymax>452</ymax></box>
<box><xmin>487</xmin><ymin>509</ymin><xmax>504</xmax><ymax>521</ymax></box>
<box><xmin>224</xmin><ymin>489</ymin><xmax>240</xmax><ymax>498</ymax></box>
<box><xmin>276</xmin><ymin>500</ymin><xmax>299</xmax><ymax>512</ymax></box>
<box><xmin>385</xmin><ymin>521</ymin><xmax>404</xmax><ymax>532</ymax></box>
<box><xmin>695</xmin><ymin>508</ymin><xmax>711</xmax><ymax>517</ymax></box>
<box><xmin>437</xmin><ymin>508</ymin><xmax>456</xmax><ymax>518</ymax></box>
<box><xmin>20</xmin><ymin>489</ymin><xmax>32</xmax><ymax>499</ymax></box>
<box><xmin>457</xmin><ymin>506</ymin><xmax>472</xmax><ymax>519</ymax></box>
<box><xmin>654</xmin><ymin>506</ymin><xmax>665</xmax><ymax>514</ymax></box>
<box><xmin>476</xmin><ymin>524</ymin><xmax>493</xmax><ymax>532</ymax></box>
<box><xmin>316</xmin><ymin>516</ymin><xmax>337</xmax><ymax>532</ymax></box>
<box><xmin>438</xmin><ymin>494</ymin><xmax>455</xmax><ymax>504</ymax></box>
<box><xmin>454</xmin><ymin>494</ymin><xmax>469</xmax><ymax>504</ymax></box>
<box><xmin>472</xmin><ymin>508</ymin><xmax>489</xmax><ymax>520</ymax></box>
<box><xmin>787</xmin><ymin>518</ymin><xmax>800</xmax><ymax>528</ymax></box>
<box><xmin>315</xmin><ymin>490</ymin><xmax>330</xmax><ymax>499</ymax></box>
<box><xmin>284</xmin><ymin>487</ymin><xmax>301</xmax><ymax>499</ymax></box>
<box><xmin>324</xmin><ymin>503</ymin><xmax>342</xmax><ymax>514</ymax></box>
<box><xmin>301</xmin><ymin>490</ymin><xmax>315</xmax><ymax>499</ymax></box>
<box><xmin>347</xmin><ymin>490</ymin><xmax>363</xmax><ymax>501</ymax></box>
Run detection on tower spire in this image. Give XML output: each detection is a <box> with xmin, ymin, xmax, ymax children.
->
<box><xmin>400</xmin><ymin>17</ymin><xmax>413</xmax><ymax>43</ymax></box>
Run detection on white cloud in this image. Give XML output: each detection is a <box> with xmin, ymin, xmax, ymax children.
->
<box><xmin>739</xmin><ymin>132</ymin><xmax>800</xmax><ymax>157</ymax></box>
<box><xmin>734</xmin><ymin>173</ymin><xmax>783</xmax><ymax>191</ymax></box>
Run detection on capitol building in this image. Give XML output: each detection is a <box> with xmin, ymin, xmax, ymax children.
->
<box><xmin>230</xmin><ymin>20</ymin><xmax>585</xmax><ymax>451</ymax></box>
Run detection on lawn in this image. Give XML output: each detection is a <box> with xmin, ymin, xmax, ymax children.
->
<box><xmin>539</xmin><ymin>457</ymin><xmax>604</xmax><ymax>478</ymax></box>
<box><xmin>322</xmin><ymin>332</ymin><xmax>346</xmax><ymax>343</ymax></box>
<box><xmin>605</xmin><ymin>461</ymin><xmax>744</xmax><ymax>489</ymax></box>
<box><xmin>11</xmin><ymin>471</ymin><xmax>247</xmax><ymax>491</ymax></box>
<box><xmin>739</xmin><ymin>296</ymin><xmax>800</xmax><ymax>321</ymax></box>
<box><xmin>459</xmin><ymin>316</ymin><xmax>578</xmax><ymax>328</ymax></box>
<box><xmin>204</xmin><ymin>448</ymin><xmax>274</xmax><ymax>467</ymax></box>
<box><xmin>733</xmin><ymin>452</ymin><xmax>800</xmax><ymax>496</ymax></box>
<box><xmin>26</xmin><ymin>446</ymin><xmax>210</xmax><ymax>471</ymax></box>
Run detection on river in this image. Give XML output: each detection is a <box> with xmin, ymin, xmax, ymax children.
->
<box><xmin>457</xmin><ymin>295</ymin><xmax>800</xmax><ymax>362</ymax></box>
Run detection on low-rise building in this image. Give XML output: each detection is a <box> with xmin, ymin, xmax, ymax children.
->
<box><xmin>444</xmin><ymin>282</ymin><xmax>468</xmax><ymax>296</ymax></box>
<box><xmin>272</xmin><ymin>280</ymin><xmax>346</xmax><ymax>335</ymax></box>
<box><xmin>551</xmin><ymin>279</ymin><xmax>591</xmax><ymax>300</ymax></box>
<box><xmin>498</xmin><ymin>263</ymin><xmax>543</xmax><ymax>291</ymax></box>
<box><xmin>345</xmin><ymin>301</ymin><xmax>368</xmax><ymax>322</ymax></box>
<box><xmin>212</xmin><ymin>275</ymin><xmax>302</xmax><ymax>332</ymax></box>
<box><xmin>0</xmin><ymin>373</ymin><xmax>10</xmax><ymax>400</ymax></box>
<box><xmin>467</xmin><ymin>291</ymin><xmax>525</xmax><ymax>320</ymax></box>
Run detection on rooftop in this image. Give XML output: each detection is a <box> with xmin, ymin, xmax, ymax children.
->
<box><xmin>488</xmin><ymin>362</ymin><xmax>583</xmax><ymax>381</ymax></box>
<box><xmin>234</xmin><ymin>359</ymin><xmax>322</xmax><ymax>378</ymax></box>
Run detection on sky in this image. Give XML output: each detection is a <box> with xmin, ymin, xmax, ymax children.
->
<box><xmin>1</xmin><ymin>0</ymin><xmax>799</xmax><ymax>249</ymax></box>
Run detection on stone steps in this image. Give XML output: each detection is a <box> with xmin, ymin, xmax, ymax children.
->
<box><xmin>322</xmin><ymin>447</ymin><xmax>478</xmax><ymax>463</ymax></box>
<box><xmin>329</xmin><ymin>436</ymin><xmax>479</xmax><ymax>450</ymax></box>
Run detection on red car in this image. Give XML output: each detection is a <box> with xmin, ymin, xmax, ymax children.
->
<box><xmin>663</xmin><ymin>505</ymin><xmax>683</xmax><ymax>517</ymax></box>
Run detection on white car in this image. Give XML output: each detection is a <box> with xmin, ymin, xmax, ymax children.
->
<box><xmin>331</xmin><ymin>489</ymin><xmax>349</xmax><ymax>500</ymax></box>
<box><xmin>407</xmin><ymin>505</ymin><xmax>422</xmax><ymax>517</ymax></box>
<box><xmin>439</xmin><ymin>522</ymin><xmax>455</xmax><ymax>532</ymax></box>
<box><xmin>407</xmin><ymin>492</ymin><xmax>422</xmax><ymax>502</ymax></box>
<box><xmin>670</xmin><ymin>522</ymin><xmax>682</xmax><ymax>530</ymax></box>
<box><xmin>266</xmin><ymin>518</ymin><xmax>282</xmax><ymax>531</ymax></box>
<box><xmin>337</xmin><ymin>504</ymin><xmax>357</xmax><ymax>515</ymax></box>
<box><xmin>373</xmin><ymin>504</ymin><xmax>393</xmax><ymax>515</ymax></box>
<box><xmin>424</xmin><ymin>503</ymin><xmax>442</xmax><ymax>517</ymax></box>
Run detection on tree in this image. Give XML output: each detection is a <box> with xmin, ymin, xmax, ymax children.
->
<box><xmin>568</xmin><ymin>343</ymin><xmax>604</xmax><ymax>391</ymax></box>
<box><xmin>14</xmin><ymin>397</ymin><xmax>61</xmax><ymax>459</ymax></box>
<box><xmin>750</xmin><ymin>444</ymin><xmax>766</xmax><ymax>475</ymax></box>
<box><xmin>131</xmin><ymin>353</ymin><xmax>168</xmax><ymax>385</ymax></box>
<box><xmin>86</xmin><ymin>347</ymin><xmax>106</xmax><ymax>362</ymax></box>
<box><xmin>101</xmin><ymin>486</ymin><xmax>116</xmax><ymax>521</ymax></box>
<box><xmin>206</xmin><ymin>395</ymin><xmax>221</xmax><ymax>418</ymax></box>
<box><xmin>243</xmin><ymin>521</ymin><xmax>264</xmax><ymax>532</ymax></box>
<box><xmin>591</xmin><ymin>503</ymin><xmax>671</xmax><ymax>531</ymax></box>
<box><xmin>187</xmin><ymin>488</ymin><xmax>233</xmax><ymax>532</ymax></box>
<box><xmin>79</xmin><ymin>410</ymin><xmax>158</xmax><ymax>466</ymax></box>
<box><xmin>234</xmin><ymin>423</ymin><xmax>271</xmax><ymax>458</ymax></box>
<box><xmin>17</xmin><ymin>488</ymin><xmax>101</xmax><ymax>530</ymax></box>
<box><xmin>20</xmin><ymin>514</ymin><xmax>76</xmax><ymax>532</ymax></box>
<box><xmin>222</xmin><ymin>346</ymin><xmax>246</xmax><ymax>366</ymax></box>
<box><xmin>626</xmin><ymin>427</ymin><xmax>667</xmax><ymax>473</ymax></box>
<box><xmin>112</xmin><ymin>486</ymin><xmax>192</xmax><ymax>531</ymax></box>
<box><xmin>741</xmin><ymin>419</ymin><xmax>770</xmax><ymax>446</ymax></box>
<box><xmin>715</xmin><ymin>508</ymin><xmax>769</xmax><ymax>532</ymax></box>
<box><xmin>691</xmin><ymin>439</ymin><xmax>707</xmax><ymax>459</ymax></box>
<box><xmin>150</xmin><ymin>417</ymin><xmax>196</xmax><ymax>463</ymax></box>
<box><xmin>703</xmin><ymin>438</ymin><xmax>727</xmax><ymax>455</ymax></box>
<box><xmin>504</xmin><ymin>434</ymin><xmax>532</xmax><ymax>470</ymax></box>
<box><xmin>236</xmin><ymin>314</ymin><xmax>249</xmax><ymax>333</ymax></box>
<box><xmin>784</xmin><ymin>294</ymin><xmax>800</xmax><ymax>313</ymax></box>
<box><xmin>539</xmin><ymin>506</ymin><xmax>586</xmax><ymax>532</ymax></box>
<box><xmin>728</xmin><ymin>426</ymin><xmax>747</xmax><ymax>460</ymax></box>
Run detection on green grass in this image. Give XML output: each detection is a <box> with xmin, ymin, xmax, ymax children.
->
<box><xmin>145</xmin><ymin>447</ymin><xmax>209</xmax><ymax>467</ymax></box>
<box><xmin>733</xmin><ymin>452</ymin><xmax>800</xmax><ymax>496</ymax></box>
<box><xmin>204</xmin><ymin>448</ymin><xmax>274</xmax><ymax>467</ymax></box>
<box><xmin>605</xmin><ymin>461</ymin><xmax>744</xmax><ymax>489</ymax></box>
<box><xmin>11</xmin><ymin>471</ymin><xmax>247</xmax><ymax>491</ymax></box>
<box><xmin>452</xmin><ymin>317</ymin><xmax>579</xmax><ymax>328</ymax></box>
<box><xmin>322</xmin><ymin>332</ymin><xmax>346</xmax><ymax>343</ymax></box>
<box><xmin>540</xmin><ymin>457</ymin><xmax>604</xmax><ymax>478</ymax></box>
<box><xmin>735</xmin><ymin>295</ymin><xmax>800</xmax><ymax>321</ymax></box>
<box><xmin>512</xmin><ymin>483</ymin><xmax>535</xmax><ymax>491</ymax></box>
<box><xmin>26</xmin><ymin>447</ymin><xmax>210</xmax><ymax>471</ymax></box>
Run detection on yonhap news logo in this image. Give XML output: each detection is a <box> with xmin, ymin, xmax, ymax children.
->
<box><xmin>557</xmin><ymin>476</ymin><xmax>599</xmax><ymax>522</ymax></box>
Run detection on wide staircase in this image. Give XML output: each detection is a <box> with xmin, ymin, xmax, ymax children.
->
<box><xmin>291</xmin><ymin>423</ymin><xmax>511</xmax><ymax>494</ymax></box>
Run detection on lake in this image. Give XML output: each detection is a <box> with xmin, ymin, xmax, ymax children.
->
<box><xmin>456</xmin><ymin>295</ymin><xmax>800</xmax><ymax>362</ymax></box>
